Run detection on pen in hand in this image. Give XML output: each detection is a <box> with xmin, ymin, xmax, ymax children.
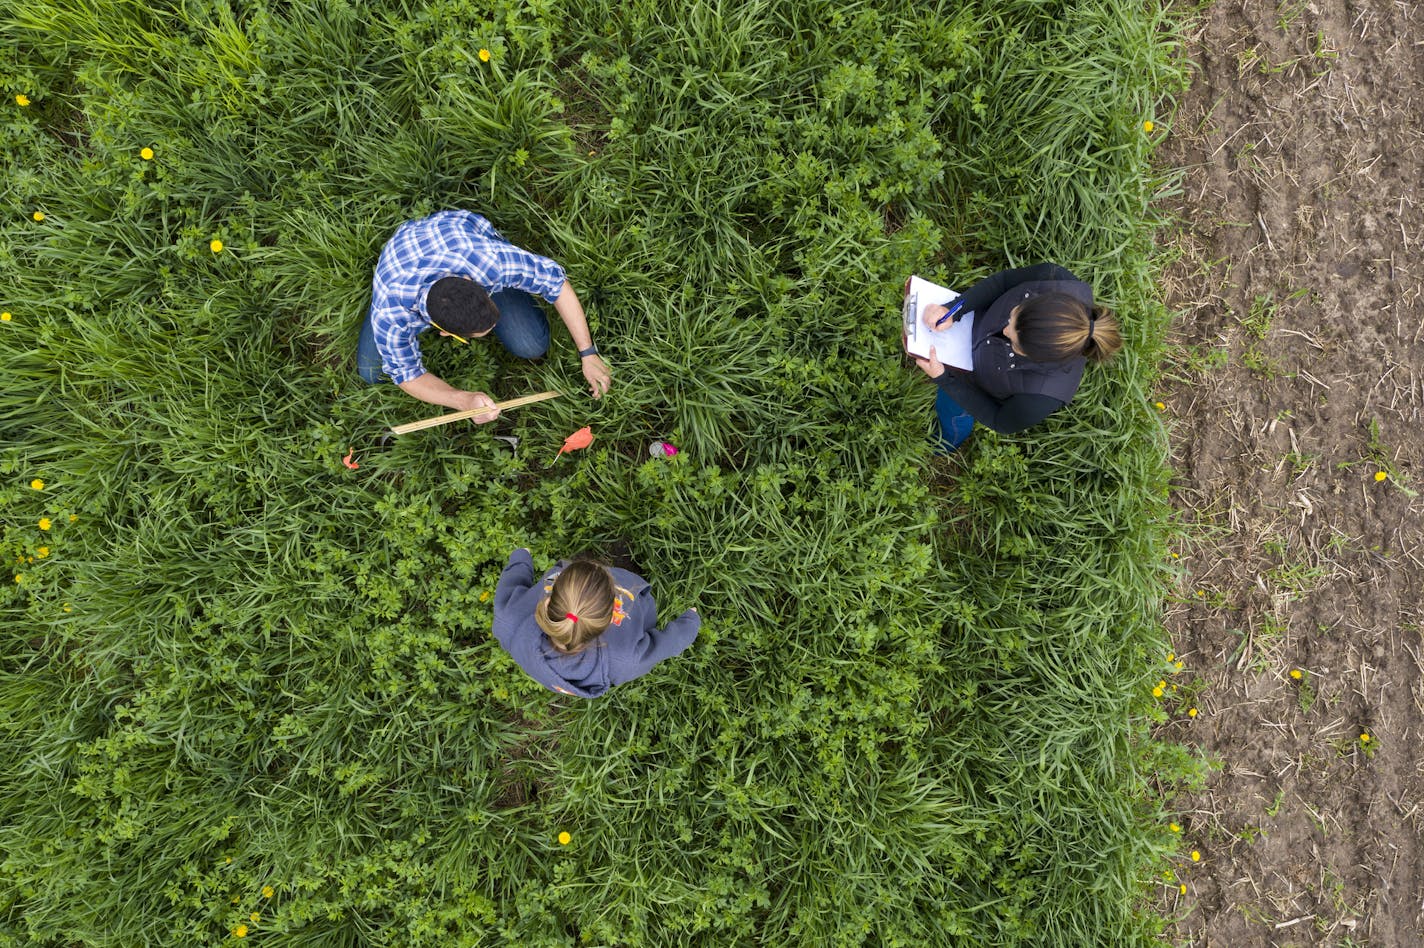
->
<box><xmin>933</xmin><ymin>299</ymin><xmax>966</xmax><ymax>329</ymax></box>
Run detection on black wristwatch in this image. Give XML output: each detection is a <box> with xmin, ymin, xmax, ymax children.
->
<box><xmin>578</xmin><ymin>344</ymin><xmax>600</xmax><ymax>358</ymax></box>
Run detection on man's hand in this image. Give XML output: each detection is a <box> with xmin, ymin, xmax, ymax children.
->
<box><xmin>912</xmin><ymin>345</ymin><xmax>945</xmax><ymax>380</ymax></box>
<box><xmin>551</xmin><ymin>281</ymin><xmax>613</xmax><ymax>399</ymax></box>
<box><xmin>581</xmin><ymin>354</ymin><xmax>612</xmax><ymax>398</ymax></box>
<box><xmin>453</xmin><ymin>390</ymin><xmax>501</xmax><ymax>422</ymax></box>
<box><xmin>399</xmin><ymin>372</ymin><xmax>501</xmax><ymax>416</ymax></box>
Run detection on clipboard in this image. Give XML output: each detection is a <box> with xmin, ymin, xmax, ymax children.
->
<box><xmin>902</xmin><ymin>275</ymin><xmax>973</xmax><ymax>370</ymax></box>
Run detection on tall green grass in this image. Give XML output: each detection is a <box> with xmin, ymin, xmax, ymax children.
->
<box><xmin>2</xmin><ymin>0</ymin><xmax>1192</xmax><ymax>944</ymax></box>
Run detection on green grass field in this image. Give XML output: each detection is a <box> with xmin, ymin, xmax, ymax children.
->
<box><xmin>2</xmin><ymin>1</ymin><xmax>1195</xmax><ymax>944</ymax></box>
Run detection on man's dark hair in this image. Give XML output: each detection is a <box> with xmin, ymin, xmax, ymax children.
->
<box><xmin>427</xmin><ymin>277</ymin><xmax>499</xmax><ymax>337</ymax></box>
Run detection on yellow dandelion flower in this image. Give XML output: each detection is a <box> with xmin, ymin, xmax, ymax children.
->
<box><xmin>1289</xmin><ymin>669</ymin><xmax>1302</xmax><ymax>680</ymax></box>
<box><xmin>1187</xmin><ymin>707</ymin><xmax>1198</xmax><ymax>718</ymax></box>
<box><xmin>32</xmin><ymin>211</ymin><xmax>45</xmax><ymax>222</ymax></box>
<box><xmin>1190</xmin><ymin>850</ymin><xmax>1201</xmax><ymax>862</ymax></box>
<box><xmin>234</xmin><ymin>924</ymin><xmax>247</xmax><ymax>938</ymax></box>
<box><xmin>1170</xmin><ymin>552</ymin><xmax>1180</xmax><ymax>559</ymax></box>
<box><xmin>1174</xmin><ymin>662</ymin><xmax>1183</xmax><ymax>671</ymax></box>
<box><xmin>63</xmin><ymin>604</ymin><xmax>72</xmax><ymax>612</ymax></box>
<box><xmin>16</xmin><ymin>94</ymin><xmax>30</xmax><ymax>107</ymax></box>
<box><xmin>262</xmin><ymin>885</ymin><xmax>274</xmax><ymax>898</ymax></box>
<box><xmin>36</xmin><ymin>548</ymin><xmax>48</xmax><ymax>558</ymax></box>
<box><xmin>140</xmin><ymin>147</ymin><xmax>154</xmax><ymax>160</ymax></box>
<box><xmin>1169</xmin><ymin>822</ymin><xmax>1181</xmax><ymax>833</ymax></box>
<box><xmin>38</xmin><ymin>518</ymin><xmax>51</xmax><ymax>531</ymax></box>
<box><xmin>1152</xmin><ymin>686</ymin><xmax>1163</xmax><ymax>698</ymax></box>
<box><xmin>1167</xmin><ymin>652</ymin><xmax>1175</xmax><ymax>662</ymax></box>
<box><xmin>13</xmin><ymin>574</ymin><xmax>22</xmax><ymax>584</ymax></box>
<box><xmin>479</xmin><ymin>590</ymin><xmax>491</xmax><ymax>602</ymax></box>
<box><xmin>1179</xmin><ymin>883</ymin><xmax>1187</xmax><ymax>894</ymax></box>
<box><xmin>1</xmin><ymin>312</ymin><xmax>10</xmax><ymax>321</ymax></box>
<box><xmin>1143</xmin><ymin>120</ymin><xmax>1155</xmax><ymax>133</ymax></box>
<box><xmin>1374</xmin><ymin>471</ymin><xmax>1387</xmax><ymax>482</ymax></box>
<box><xmin>31</xmin><ymin>478</ymin><xmax>44</xmax><ymax>490</ymax></box>
<box><xmin>1157</xmin><ymin>680</ymin><xmax>1166</xmax><ymax>689</ymax></box>
<box><xmin>1154</xmin><ymin>401</ymin><xmax>1166</xmax><ymax>411</ymax></box>
<box><xmin>210</xmin><ymin>239</ymin><xmax>224</xmax><ymax>253</ymax></box>
<box><xmin>557</xmin><ymin>831</ymin><xmax>571</xmax><ymax>845</ymax></box>
<box><xmin>69</xmin><ymin>514</ymin><xmax>78</xmax><ymax>522</ymax></box>
<box><xmin>1359</xmin><ymin>733</ymin><xmax>1370</xmax><ymax>743</ymax></box>
<box><xmin>249</xmin><ymin>912</ymin><xmax>260</xmax><ymax>923</ymax></box>
<box><xmin>478</xmin><ymin>48</ymin><xmax>491</xmax><ymax>62</ymax></box>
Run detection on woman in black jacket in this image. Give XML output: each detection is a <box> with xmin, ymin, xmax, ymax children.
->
<box><xmin>909</xmin><ymin>263</ymin><xmax>1122</xmax><ymax>449</ymax></box>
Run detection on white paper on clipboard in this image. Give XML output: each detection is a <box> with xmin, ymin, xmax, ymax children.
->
<box><xmin>902</xmin><ymin>275</ymin><xmax>973</xmax><ymax>370</ymax></box>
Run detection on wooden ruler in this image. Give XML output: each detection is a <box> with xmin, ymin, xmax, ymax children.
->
<box><xmin>388</xmin><ymin>390</ymin><xmax>560</xmax><ymax>436</ymax></box>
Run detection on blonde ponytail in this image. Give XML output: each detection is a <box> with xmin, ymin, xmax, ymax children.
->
<box><xmin>1016</xmin><ymin>294</ymin><xmax>1124</xmax><ymax>364</ymax></box>
<box><xmin>1082</xmin><ymin>306</ymin><xmax>1122</xmax><ymax>363</ymax></box>
<box><xmin>534</xmin><ymin>560</ymin><xmax>615</xmax><ymax>654</ymax></box>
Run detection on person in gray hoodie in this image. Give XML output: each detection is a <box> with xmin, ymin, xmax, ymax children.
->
<box><xmin>492</xmin><ymin>549</ymin><xmax>700</xmax><ymax>698</ymax></box>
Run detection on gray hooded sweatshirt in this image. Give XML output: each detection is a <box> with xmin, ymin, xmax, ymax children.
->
<box><xmin>492</xmin><ymin>549</ymin><xmax>699</xmax><ymax>698</ymax></box>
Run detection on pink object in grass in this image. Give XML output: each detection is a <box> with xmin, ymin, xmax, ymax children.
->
<box><xmin>649</xmin><ymin>441</ymin><xmax>679</xmax><ymax>458</ymax></box>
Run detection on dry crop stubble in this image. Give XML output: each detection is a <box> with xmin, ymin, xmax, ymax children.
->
<box><xmin>1156</xmin><ymin>0</ymin><xmax>1424</xmax><ymax>941</ymax></box>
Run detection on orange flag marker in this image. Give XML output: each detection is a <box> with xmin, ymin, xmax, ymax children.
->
<box><xmin>551</xmin><ymin>426</ymin><xmax>594</xmax><ymax>465</ymax></box>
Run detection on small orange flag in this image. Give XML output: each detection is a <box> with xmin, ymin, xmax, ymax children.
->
<box><xmin>551</xmin><ymin>426</ymin><xmax>594</xmax><ymax>465</ymax></box>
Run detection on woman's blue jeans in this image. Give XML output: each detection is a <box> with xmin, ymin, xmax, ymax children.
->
<box><xmin>935</xmin><ymin>387</ymin><xmax>976</xmax><ymax>453</ymax></box>
<box><xmin>357</xmin><ymin>288</ymin><xmax>550</xmax><ymax>384</ymax></box>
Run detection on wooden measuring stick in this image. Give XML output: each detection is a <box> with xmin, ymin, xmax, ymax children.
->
<box><xmin>388</xmin><ymin>390</ymin><xmax>561</xmax><ymax>436</ymax></box>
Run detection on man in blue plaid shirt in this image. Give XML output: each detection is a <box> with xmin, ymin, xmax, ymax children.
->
<box><xmin>358</xmin><ymin>210</ymin><xmax>612</xmax><ymax>419</ymax></box>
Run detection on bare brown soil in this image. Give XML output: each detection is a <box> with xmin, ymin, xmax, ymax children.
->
<box><xmin>1158</xmin><ymin>0</ymin><xmax>1424</xmax><ymax>944</ymax></box>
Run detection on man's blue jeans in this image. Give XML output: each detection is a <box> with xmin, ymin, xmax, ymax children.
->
<box><xmin>935</xmin><ymin>387</ymin><xmax>976</xmax><ymax>453</ymax></box>
<box><xmin>357</xmin><ymin>288</ymin><xmax>551</xmax><ymax>384</ymax></box>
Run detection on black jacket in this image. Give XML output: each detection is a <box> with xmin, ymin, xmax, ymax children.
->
<box><xmin>932</xmin><ymin>263</ymin><xmax>1091</xmax><ymax>433</ymax></box>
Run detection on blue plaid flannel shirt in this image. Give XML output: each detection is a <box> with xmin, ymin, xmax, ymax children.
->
<box><xmin>367</xmin><ymin>210</ymin><xmax>567</xmax><ymax>384</ymax></box>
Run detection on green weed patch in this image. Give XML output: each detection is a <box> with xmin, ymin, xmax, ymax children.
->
<box><xmin>2</xmin><ymin>1</ymin><xmax>1192</xmax><ymax>944</ymax></box>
